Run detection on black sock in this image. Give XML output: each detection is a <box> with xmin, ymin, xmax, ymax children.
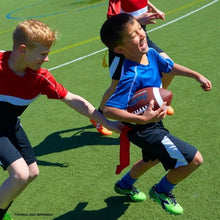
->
<box><xmin>0</xmin><ymin>202</ymin><xmax>13</xmax><ymax>219</ymax></box>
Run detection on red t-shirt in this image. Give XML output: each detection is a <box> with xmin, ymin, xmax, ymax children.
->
<box><xmin>107</xmin><ymin>0</ymin><xmax>148</xmax><ymax>18</ymax></box>
<box><xmin>0</xmin><ymin>51</ymin><xmax>68</xmax><ymax>126</ymax></box>
<box><xmin>107</xmin><ymin>0</ymin><xmax>121</xmax><ymax>18</ymax></box>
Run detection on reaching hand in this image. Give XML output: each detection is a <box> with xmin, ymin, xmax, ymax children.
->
<box><xmin>136</xmin><ymin>9</ymin><xmax>165</xmax><ymax>25</ymax></box>
<box><xmin>106</xmin><ymin>120</ymin><xmax>124</xmax><ymax>134</ymax></box>
<box><xmin>154</xmin><ymin>9</ymin><xmax>165</xmax><ymax>21</ymax></box>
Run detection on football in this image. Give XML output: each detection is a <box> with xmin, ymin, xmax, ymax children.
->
<box><xmin>127</xmin><ymin>87</ymin><xmax>173</xmax><ymax>115</ymax></box>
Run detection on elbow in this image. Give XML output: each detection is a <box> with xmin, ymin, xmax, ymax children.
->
<box><xmin>103</xmin><ymin>107</ymin><xmax>111</xmax><ymax>118</ymax></box>
<box><xmin>103</xmin><ymin>106</ymin><xmax>117</xmax><ymax>120</ymax></box>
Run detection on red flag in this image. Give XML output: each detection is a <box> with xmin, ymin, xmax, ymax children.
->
<box><xmin>116</xmin><ymin>126</ymin><xmax>132</xmax><ymax>174</ymax></box>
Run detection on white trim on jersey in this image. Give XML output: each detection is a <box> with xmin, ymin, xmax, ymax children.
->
<box><xmin>109</xmin><ymin>56</ymin><xmax>120</xmax><ymax>78</ymax></box>
<box><xmin>127</xmin><ymin>65</ymin><xmax>138</xmax><ymax>104</ymax></box>
<box><xmin>121</xmin><ymin>6</ymin><xmax>148</xmax><ymax>18</ymax></box>
<box><xmin>0</xmin><ymin>94</ymin><xmax>39</xmax><ymax>106</ymax></box>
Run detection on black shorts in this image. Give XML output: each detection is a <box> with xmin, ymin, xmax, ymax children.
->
<box><xmin>108</xmin><ymin>33</ymin><xmax>164</xmax><ymax>80</ymax></box>
<box><xmin>0</xmin><ymin>119</ymin><xmax>36</xmax><ymax>170</ymax></box>
<box><xmin>127</xmin><ymin>121</ymin><xmax>197</xmax><ymax>171</ymax></box>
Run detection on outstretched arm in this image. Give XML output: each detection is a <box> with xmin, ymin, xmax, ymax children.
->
<box><xmin>62</xmin><ymin>92</ymin><xmax>123</xmax><ymax>133</ymax></box>
<box><xmin>170</xmin><ymin>63</ymin><xmax>212</xmax><ymax>91</ymax></box>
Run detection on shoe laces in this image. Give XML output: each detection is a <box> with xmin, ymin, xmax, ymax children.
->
<box><xmin>130</xmin><ymin>186</ymin><xmax>139</xmax><ymax>195</ymax></box>
<box><xmin>166</xmin><ymin>191</ymin><xmax>177</xmax><ymax>205</ymax></box>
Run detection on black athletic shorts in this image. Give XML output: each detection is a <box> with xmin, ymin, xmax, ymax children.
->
<box><xmin>108</xmin><ymin>33</ymin><xmax>164</xmax><ymax>80</ymax></box>
<box><xmin>127</xmin><ymin>121</ymin><xmax>198</xmax><ymax>171</ymax></box>
<box><xmin>0</xmin><ymin>118</ymin><xmax>36</xmax><ymax>170</ymax></box>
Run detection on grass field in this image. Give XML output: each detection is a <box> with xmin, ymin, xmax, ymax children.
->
<box><xmin>0</xmin><ymin>0</ymin><xmax>220</xmax><ymax>219</ymax></box>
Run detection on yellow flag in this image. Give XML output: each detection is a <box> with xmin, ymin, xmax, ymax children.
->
<box><xmin>102</xmin><ymin>50</ymin><xmax>108</xmax><ymax>68</ymax></box>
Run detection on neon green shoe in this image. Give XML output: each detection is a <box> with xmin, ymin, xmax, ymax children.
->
<box><xmin>149</xmin><ymin>184</ymin><xmax>183</xmax><ymax>215</ymax></box>
<box><xmin>114</xmin><ymin>181</ymin><xmax>146</xmax><ymax>202</ymax></box>
<box><xmin>3</xmin><ymin>213</ymin><xmax>13</xmax><ymax>220</ymax></box>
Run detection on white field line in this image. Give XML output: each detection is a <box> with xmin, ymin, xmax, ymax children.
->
<box><xmin>49</xmin><ymin>0</ymin><xmax>218</xmax><ymax>71</ymax></box>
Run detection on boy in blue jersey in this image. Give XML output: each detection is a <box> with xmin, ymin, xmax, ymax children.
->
<box><xmin>100</xmin><ymin>13</ymin><xmax>212</xmax><ymax>215</ymax></box>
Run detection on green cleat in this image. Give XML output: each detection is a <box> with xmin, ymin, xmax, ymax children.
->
<box><xmin>114</xmin><ymin>181</ymin><xmax>146</xmax><ymax>202</ymax></box>
<box><xmin>3</xmin><ymin>213</ymin><xmax>13</xmax><ymax>220</ymax></box>
<box><xmin>149</xmin><ymin>184</ymin><xmax>183</xmax><ymax>215</ymax></box>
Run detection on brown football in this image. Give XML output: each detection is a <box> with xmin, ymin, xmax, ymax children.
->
<box><xmin>127</xmin><ymin>87</ymin><xmax>173</xmax><ymax>115</ymax></box>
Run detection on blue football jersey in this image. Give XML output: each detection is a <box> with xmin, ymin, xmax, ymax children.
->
<box><xmin>106</xmin><ymin>48</ymin><xmax>174</xmax><ymax>110</ymax></box>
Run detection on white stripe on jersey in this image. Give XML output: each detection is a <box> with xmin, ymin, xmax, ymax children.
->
<box><xmin>0</xmin><ymin>94</ymin><xmax>39</xmax><ymax>106</ymax></box>
<box><xmin>109</xmin><ymin>56</ymin><xmax>120</xmax><ymax>78</ymax></box>
<box><xmin>121</xmin><ymin>6</ymin><xmax>148</xmax><ymax>18</ymax></box>
<box><xmin>127</xmin><ymin>65</ymin><xmax>138</xmax><ymax>104</ymax></box>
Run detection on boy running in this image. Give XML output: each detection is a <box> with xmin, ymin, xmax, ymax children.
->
<box><xmin>100</xmin><ymin>13</ymin><xmax>212</xmax><ymax>215</ymax></box>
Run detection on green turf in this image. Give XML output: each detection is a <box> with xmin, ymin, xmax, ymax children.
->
<box><xmin>0</xmin><ymin>0</ymin><xmax>220</xmax><ymax>219</ymax></box>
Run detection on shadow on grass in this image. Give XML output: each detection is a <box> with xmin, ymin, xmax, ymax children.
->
<box><xmin>34</xmin><ymin>125</ymin><xmax>119</xmax><ymax>167</ymax></box>
<box><xmin>53</xmin><ymin>196</ymin><xmax>130</xmax><ymax>220</ymax></box>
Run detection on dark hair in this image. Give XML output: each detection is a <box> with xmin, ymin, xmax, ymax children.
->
<box><xmin>100</xmin><ymin>13</ymin><xmax>134</xmax><ymax>51</ymax></box>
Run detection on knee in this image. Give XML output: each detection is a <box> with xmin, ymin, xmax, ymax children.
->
<box><xmin>13</xmin><ymin>169</ymin><xmax>30</xmax><ymax>187</ymax></box>
<box><xmin>29</xmin><ymin>166</ymin><xmax>39</xmax><ymax>181</ymax></box>
<box><xmin>11</xmin><ymin>164</ymin><xmax>39</xmax><ymax>186</ymax></box>
<box><xmin>13</xmin><ymin>167</ymin><xmax>39</xmax><ymax>188</ymax></box>
<box><xmin>192</xmin><ymin>151</ymin><xmax>203</xmax><ymax>167</ymax></box>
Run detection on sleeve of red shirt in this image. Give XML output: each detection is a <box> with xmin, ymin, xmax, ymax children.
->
<box><xmin>40</xmin><ymin>69</ymin><xmax>68</xmax><ymax>99</ymax></box>
<box><xmin>107</xmin><ymin>0</ymin><xmax>121</xmax><ymax>18</ymax></box>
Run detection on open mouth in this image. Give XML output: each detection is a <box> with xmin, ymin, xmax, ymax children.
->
<box><xmin>140</xmin><ymin>39</ymin><xmax>147</xmax><ymax>50</ymax></box>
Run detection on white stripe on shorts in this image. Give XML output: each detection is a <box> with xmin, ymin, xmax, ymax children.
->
<box><xmin>161</xmin><ymin>135</ymin><xmax>188</xmax><ymax>168</ymax></box>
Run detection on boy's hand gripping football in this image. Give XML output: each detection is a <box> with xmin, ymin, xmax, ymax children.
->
<box><xmin>142</xmin><ymin>100</ymin><xmax>167</xmax><ymax>124</ymax></box>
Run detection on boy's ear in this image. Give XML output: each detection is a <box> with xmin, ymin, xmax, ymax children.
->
<box><xmin>113</xmin><ymin>46</ymin><xmax>124</xmax><ymax>54</ymax></box>
<box><xmin>18</xmin><ymin>44</ymin><xmax>27</xmax><ymax>55</ymax></box>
